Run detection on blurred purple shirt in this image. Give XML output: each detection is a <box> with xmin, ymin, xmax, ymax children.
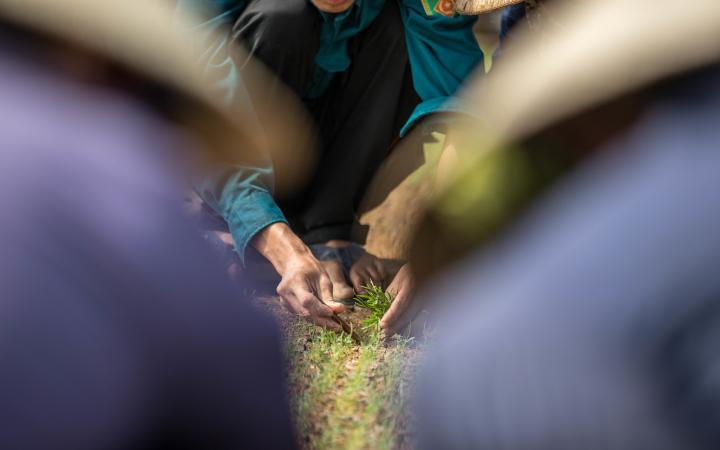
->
<box><xmin>0</xmin><ymin>42</ymin><xmax>295</xmax><ymax>450</ymax></box>
<box><xmin>417</xmin><ymin>69</ymin><xmax>720</xmax><ymax>450</ymax></box>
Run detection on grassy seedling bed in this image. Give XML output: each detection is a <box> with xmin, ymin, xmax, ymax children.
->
<box><xmin>286</xmin><ymin>321</ymin><xmax>418</xmax><ymax>450</ymax></box>
<box><xmin>257</xmin><ymin>285</ymin><xmax>417</xmax><ymax>450</ymax></box>
<box><xmin>255</xmin><ymin>283</ymin><xmax>421</xmax><ymax>450</ymax></box>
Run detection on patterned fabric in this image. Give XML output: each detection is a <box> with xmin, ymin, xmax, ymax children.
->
<box><xmin>454</xmin><ymin>0</ymin><xmax>525</xmax><ymax>15</ymax></box>
<box><xmin>421</xmin><ymin>0</ymin><xmax>456</xmax><ymax>17</ymax></box>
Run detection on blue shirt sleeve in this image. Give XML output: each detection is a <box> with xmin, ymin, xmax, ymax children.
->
<box><xmin>177</xmin><ymin>0</ymin><xmax>287</xmax><ymax>263</ymax></box>
<box><xmin>399</xmin><ymin>1</ymin><xmax>484</xmax><ymax>136</ymax></box>
<box><xmin>195</xmin><ymin>165</ymin><xmax>287</xmax><ymax>263</ymax></box>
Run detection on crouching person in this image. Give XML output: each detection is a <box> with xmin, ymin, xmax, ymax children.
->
<box><xmin>177</xmin><ymin>0</ymin><xmax>485</xmax><ymax>334</ymax></box>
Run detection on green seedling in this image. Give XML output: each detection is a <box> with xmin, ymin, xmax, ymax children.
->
<box><xmin>353</xmin><ymin>282</ymin><xmax>394</xmax><ymax>330</ymax></box>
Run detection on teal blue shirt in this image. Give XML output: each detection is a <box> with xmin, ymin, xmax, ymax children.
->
<box><xmin>178</xmin><ymin>0</ymin><xmax>483</xmax><ymax>261</ymax></box>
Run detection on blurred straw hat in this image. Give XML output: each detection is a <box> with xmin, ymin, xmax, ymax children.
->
<box><xmin>0</xmin><ymin>0</ymin><xmax>314</xmax><ymax>190</ymax></box>
<box><xmin>455</xmin><ymin>0</ymin><xmax>526</xmax><ymax>15</ymax></box>
<box><xmin>462</xmin><ymin>0</ymin><xmax>720</xmax><ymax>145</ymax></box>
<box><xmin>412</xmin><ymin>0</ymin><xmax>720</xmax><ymax>279</ymax></box>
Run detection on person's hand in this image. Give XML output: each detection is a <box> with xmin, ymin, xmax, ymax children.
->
<box><xmin>276</xmin><ymin>252</ymin><xmax>346</xmax><ymax>330</ymax></box>
<box><xmin>349</xmin><ymin>251</ymin><xmax>387</xmax><ymax>293</ymax></box>
<box><xmin>380</xmin><ymin>264</ymin><xmax>417</xmax><ymax>336</ymax></box>
<box><xmin>253</xmin><ymin>223</ymin><xmax>348</xmax><ymax>330</ymax></box>
<box><xmin>319</xmin><ymin>258</ymin><xmax>356</xmax><ymax>300</ymax></box>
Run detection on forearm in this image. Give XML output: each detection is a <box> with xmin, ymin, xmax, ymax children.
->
<box><xmin>436</xmin><ymin>129</ymin><xmax>459</xmax><ymax>190</ymax></box>
<box><xmin>251</xmin><ymin>222</ymin><xmax>313</xmax><ymax>275</ymax></box>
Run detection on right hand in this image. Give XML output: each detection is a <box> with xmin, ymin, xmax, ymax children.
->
<box><xmin>276</xmin><ymin>253</ymin><xmax>347</xmax><ymax>330</ymax></box>
<box><xmin>252</xmin><ymin>223</ymin><xmax>347</xmax><ymax>330</ymax></box>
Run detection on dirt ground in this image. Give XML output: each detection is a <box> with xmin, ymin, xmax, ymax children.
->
<box><xmin>256</xmin><ymin>296</ymin><xmax>422</xmax><ymax>450</ymax></box>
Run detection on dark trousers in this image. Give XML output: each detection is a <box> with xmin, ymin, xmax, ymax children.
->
<box><xmin>234</xmin><ymin>0</ymin><xmax>419</xmax><ymax>245</ymax></box>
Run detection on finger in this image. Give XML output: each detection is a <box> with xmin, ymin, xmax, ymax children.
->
<box><xmin>278</xmin><ymin>285</ymin><xmax>342</xmax><ymax>332</ymax></box>
<box><xmin>386</xmin><ymin>278</ymin><xmax>400</xmax><ymax>297</ymax></box>
<box><xmin>298</xmin><ymin>291</ymin><xmax>336</xmax><ymax>320</ymax></box>
<box><xmin>350</xmin><ymin>268</ymin><xmax>367</xmax><ymax>293</ymax></box>
<box><xmin>317</xmin><ymin>275</ymin><xmax>346</xmax><ymax>313</ymax></box>
<box><xmin>277</xmin><ymin>290</ymin><xmax>304</xmax><ymax>317</ymax></box>
<box><xmin>292</xmin><ymin>303</ymin><xmax>341</xmax><ymax>331</ymax></box>
<box><xmin>326</xmin><ymin>301</ymin><xmax>346</xmax><ymax>314</ymax></box>
<box><xmin>279</xmin><ymin>278</ymin><xmax>332</xmax><ymax>317</ymax></box>
<box><xmin>294</xmin><ymin>291</ymin><xmax>342</xmax><ymax>331</ymax></box>
<box><xmin>321</xmin><ymin>260</ymin><xmax>354</xmax><ymax>300</ymax></box>
<box><xmin>373</xmin><ymin>260</ymin><xmax>387</xmax><ymax>282</ymax></box>
<box><xmin>366</xmin><ymin>266</ymin><xmax>382</xmax><ymax>285</ymax></box>
<box><xmin>384</xmin><ymin>291</ymin><xmax>424</xmax><ymax>337</ymax></box>
<box><xmin>380</xmin><ymin>287</ymin><xmax>409</xmax><ymax>330</ymax></box>
<box><xmin>318</xmin><ymin>275</ymin><xmax>334</xmax><ymax>304</ymax></box>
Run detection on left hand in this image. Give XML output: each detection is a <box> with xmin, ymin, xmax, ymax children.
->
<box><xmin>349</xmin><ymin>251</ymin><xmax>387</xmax><ymax>293</ymax></box>
<box><xmin>380</xmin><ymin>264</ymin><xmax>417</xmax><ymax>336</ymax></box>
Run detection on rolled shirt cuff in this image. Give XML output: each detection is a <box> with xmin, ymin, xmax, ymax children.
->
<box><xmin>225</xmin><ymin>189</ymin><xmax>287</xmax><ymax>265</ymax></box>
<box><xmin>400</xmin><ymin>96</ymin><xmax>477</xmax><ymax>136</ymax></box>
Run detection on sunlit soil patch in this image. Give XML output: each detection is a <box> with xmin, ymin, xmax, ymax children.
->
<box><xmin>258</xmin><ymin>296</ymin><xmax>421</xmax><ymax>450</ymax></box>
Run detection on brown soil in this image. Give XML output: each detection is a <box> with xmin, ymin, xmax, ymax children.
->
<box><xmin>255</xmin><ymin>295</ymin><xmax>421</xmax><ymax>450</ymax></box>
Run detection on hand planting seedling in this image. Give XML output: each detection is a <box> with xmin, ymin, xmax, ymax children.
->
<box><xmin>353</xmin><ymin>282</ymin><xmax>394</xmax><ymax>331</ymax></box>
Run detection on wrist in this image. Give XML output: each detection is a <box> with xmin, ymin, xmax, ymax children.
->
<box><xmin>251</xmin><ymin>222</ymin><xmax>312</xmax><ymax>275</ymax></box>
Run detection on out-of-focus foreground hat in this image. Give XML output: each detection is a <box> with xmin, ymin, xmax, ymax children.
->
<box><xmin>455</xmin><ymin>0</ymin><xmax>526</xmax><ymax>15</ymax></box>
<box><xmin>423</xmin><ymin>0</ymin><xmax>525</xmax><ymax>16</ymax></box>
<box><xmin>464</xmin><ymin>0</ymin><xmax>720</xmax><ymax>144</ymax></box>
<box><xmin>0</xmin><ymin>0</ymin><xmax>314</xmax><ymax>190</ymax></box>
<box><xmin>412</xmin><ymin>0</ymin><xmax>720</xmax><ymax>279</ymax></box>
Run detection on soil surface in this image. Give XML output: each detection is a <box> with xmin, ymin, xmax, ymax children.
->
<box><xmin>256</xmin><ymin>296</ymin><xmax>422</xmax><ymax>450</ymax></box>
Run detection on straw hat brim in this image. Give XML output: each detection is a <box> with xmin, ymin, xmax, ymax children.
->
<box><xmin>0</xmin><ymin>0</ymin><xmax>316</xmax><ymax>190</ymax></box>
<box><xmin>461</xmin><ymin>0</ymin><xmax>720</xmax><ymax>145</ymax></box>
<box><xmin>411</xmin><ymin>0</ymin><xmax>720</xmax><ymax>280</ymax></box>
<box><xmin>455</xmin><ymin>0</ymin><xmax>526</xmax><ymax>15</ymax></box>
<box><xmin>445</xmin><ymin>0</ymin><xmax>720</xmax><ymax>212</ymax></box>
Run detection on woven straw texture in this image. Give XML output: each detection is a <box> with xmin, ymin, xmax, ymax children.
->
<box><xmin>455</xmin><ymin>0</ymin><xmax>526</xmax><ymax>14</ymax></box>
